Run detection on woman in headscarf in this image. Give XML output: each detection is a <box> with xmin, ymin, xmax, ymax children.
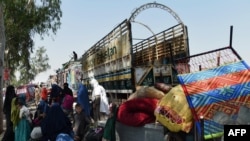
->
<box><xmin>40</xmin><ymin>104</ymin><xmax>73</xmax><ymax>141</ymax></box>
<box><xmin>49</xmin><ymin>84</ymin><xmax>62</xmax><ymax>104</ymax></box>
<box><xmin>77</xmin><ymin>82</ymin><xmax>91</xmax><ymax>117</ymax></box>
<box><xmin>2</xmin><ymin>85</ymin><xmax>17</xmax><ymax>141</ymax></box>
<box><xmin>10</xmin><ymin>97</ymin><xmax>20</xmax><ymax>133</ymax></box>
<box><xmin>14</xmin><ymin>99</ymin><xmax>32</xmax><ymax>141</ymax></box>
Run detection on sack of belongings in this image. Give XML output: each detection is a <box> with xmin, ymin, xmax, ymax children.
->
<box><xmin>154</xmin><ymin>85</ymin><xmax>193</xmax><ymax>133</ymax></box>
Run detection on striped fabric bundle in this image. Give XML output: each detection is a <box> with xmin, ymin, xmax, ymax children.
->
<box><xmin>177</xmin><ymin>61</ymin><xmax>250</xmax><ymax>139</ymax></box>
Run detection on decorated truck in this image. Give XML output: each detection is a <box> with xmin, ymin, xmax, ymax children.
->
<box><xmin>81</xmin><ymin>2</ymin><xmax>190</xmax><ymax>103</ymax></box>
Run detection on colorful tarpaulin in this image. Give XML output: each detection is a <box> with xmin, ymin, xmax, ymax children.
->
<box><xmin>177</xmin><ymin>60</ymin><xmax>250</xmax><ymax>139</ymax></box>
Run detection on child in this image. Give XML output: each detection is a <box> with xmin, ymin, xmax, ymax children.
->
<box><xmin>73</xmin><ymin>103</ymin><xmax>91</xmax><ymax>141</ymax></box>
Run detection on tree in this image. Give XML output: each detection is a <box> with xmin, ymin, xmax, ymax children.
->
<box><xmin>0</xmin><ymin>0</ymin><xmax>62</xmax><ymax>133</ymax></box>
<box><xmin>0</xmin><ymin>3</ymin><xmax>7</xmax><ymax>134</ymax></box>
<box><xmin>4</xmin><ymin>0</ymin><xmax>62</xmax><ymax>82</ymax></box>
<box><xmin>17</xmin><ymin>46</ymin><xmax>51</xmax><ymax>85</ymax></box>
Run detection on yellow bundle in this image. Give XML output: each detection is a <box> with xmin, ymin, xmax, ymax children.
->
<box><xmin>154</xmin><ymin>85</ymin><xmax>193</xmax><ymax>133</ymax></box>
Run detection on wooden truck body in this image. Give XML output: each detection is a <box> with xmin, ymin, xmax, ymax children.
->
<box><xmin>81</xmin><ymin>19</ymin><xmax>189</xmax><ymax>102</ymax></box>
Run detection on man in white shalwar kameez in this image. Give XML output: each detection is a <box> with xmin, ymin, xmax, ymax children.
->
<box><xmin>90</xmin><ymin>79</ymin><xmax>109</xmax><ymax>123</ymax></box>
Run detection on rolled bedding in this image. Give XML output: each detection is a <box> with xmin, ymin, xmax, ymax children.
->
<box><xmin>117</xmin><ymin>98</ymin><xmax>159</xmax><ymax>127</ymax></box>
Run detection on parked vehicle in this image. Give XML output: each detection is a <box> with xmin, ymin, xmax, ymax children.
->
<box><xmin>80</xmin><ymin>15</ymin><xmax>189</xmax><ymax>103</ymax></box>
<box><xmin>16</xmin><ymin>84</ymin><xmax>36</xmax><ymax>102</ymax></box>
<box><xmin>55</xmin><ymin>2</ymin><xmax>189</xmax><ymax>104</ymax></box>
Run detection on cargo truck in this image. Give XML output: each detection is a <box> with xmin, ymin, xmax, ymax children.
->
<box><xmin>81</xmin><ymin>2</ymin><xmax>190</xmax><ymax>103</ymax></box>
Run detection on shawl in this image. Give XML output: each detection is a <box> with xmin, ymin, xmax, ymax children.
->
<box><xmin>11</xmin><ymin>97</ymin><xmax>20</xmax><ymax>130</ymax></box>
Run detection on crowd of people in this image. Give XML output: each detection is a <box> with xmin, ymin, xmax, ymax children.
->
<box><xmin>2</xmin><ymin>79</ymin><xmax>112</xmax><ymax>141</ymax></box>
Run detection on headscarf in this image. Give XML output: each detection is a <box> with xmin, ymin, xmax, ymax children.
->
<box><xmin>11</xmin><ymin>97</ymin><xmax>20</xmax><ymax>130</ymax></box>
<box><xmin>3</xmin><ymin>85</ymin><xmax>16</xmax><ymax>114</ymax></box>
<box><xmin>50</xmin><ymin>84</ymin><xmax>62</xmax><ymax>100</ymax></box>
<box><xmin>41</xmin><ymin>104</ymin><xmax>72</xmax><ymax>141</ymax></box>
<box><xmin>62</xmin><ymin>83</ymin><xmax>73</xmax><ymax>96</ymax></box>
<box><xmin>77</xmin><ymin>83</ymin><xmax>90</xmax><ymax>117</ymax></box>
<box><xmin>89</xmin><ymin>78</ymin><xmax>98</xmax><ymax>88</ymax></box>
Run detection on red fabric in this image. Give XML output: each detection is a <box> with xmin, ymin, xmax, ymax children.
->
<box><xmin>41</xmin><ymin>88</ymin><xmax>48</xmax><ymax>101</ymax></box>
<box><xmin>117</xmin><ymin>98</ymin><xmax>159</xmax><ymax>127</ymax></box>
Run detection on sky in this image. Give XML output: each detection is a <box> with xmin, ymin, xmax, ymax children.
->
<box><xmin>33</xmin><ymin>0</ymin><xmax>250</xmax><ymax>83</ymax></box>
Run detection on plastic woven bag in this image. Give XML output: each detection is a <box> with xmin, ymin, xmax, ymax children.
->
<box><xmin>30</xmin><ymin>126</ymin><xmax>43</xmax><ymax>140</ymax></box>
<box><xmin>154</xmin><ymin>85</ymin><xmax>193</xmax><ymax>133</ymax></box>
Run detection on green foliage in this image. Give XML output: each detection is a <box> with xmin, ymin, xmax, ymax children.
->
<box><xmin>2</xmin><ymin>0</ymin><xmax>62</xmax><ymax>84</ymax></box>
<box><xmin>31</xmin><ymin>46</ymin><xmax>51</xmax><ymax>73</ymax></box>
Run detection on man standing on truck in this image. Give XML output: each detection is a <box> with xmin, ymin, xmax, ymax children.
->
<box><xmin>90</xmin><ymin>79</ymin><xmax>109</xmax><ymax>124</ymax></box>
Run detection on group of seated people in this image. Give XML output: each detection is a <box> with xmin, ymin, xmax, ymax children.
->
<box><xmin>31</xmin><ymin>84</ymin><xmax>91</xmax><ymax>141</ymax></box>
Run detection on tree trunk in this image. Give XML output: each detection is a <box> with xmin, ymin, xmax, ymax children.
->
<box><xmin>0</xmin><ymin>3</ymin><xmax>6</xmax><ymax>133</ymax></box>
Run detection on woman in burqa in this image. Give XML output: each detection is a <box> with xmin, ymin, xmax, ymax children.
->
<box><xmin>2</xmin><ymin>85</ymin><xmax>17</xmax><ymax>141</ymax></box>
<box><xmin>77</xmin><ymin>82</ymin><xmax>91</xmax><ymax>117</ymax></box>
<box><xmin>40</xmin><ymin>104</ymin><xmax>73</xmax><ymax>141</ymax></box>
